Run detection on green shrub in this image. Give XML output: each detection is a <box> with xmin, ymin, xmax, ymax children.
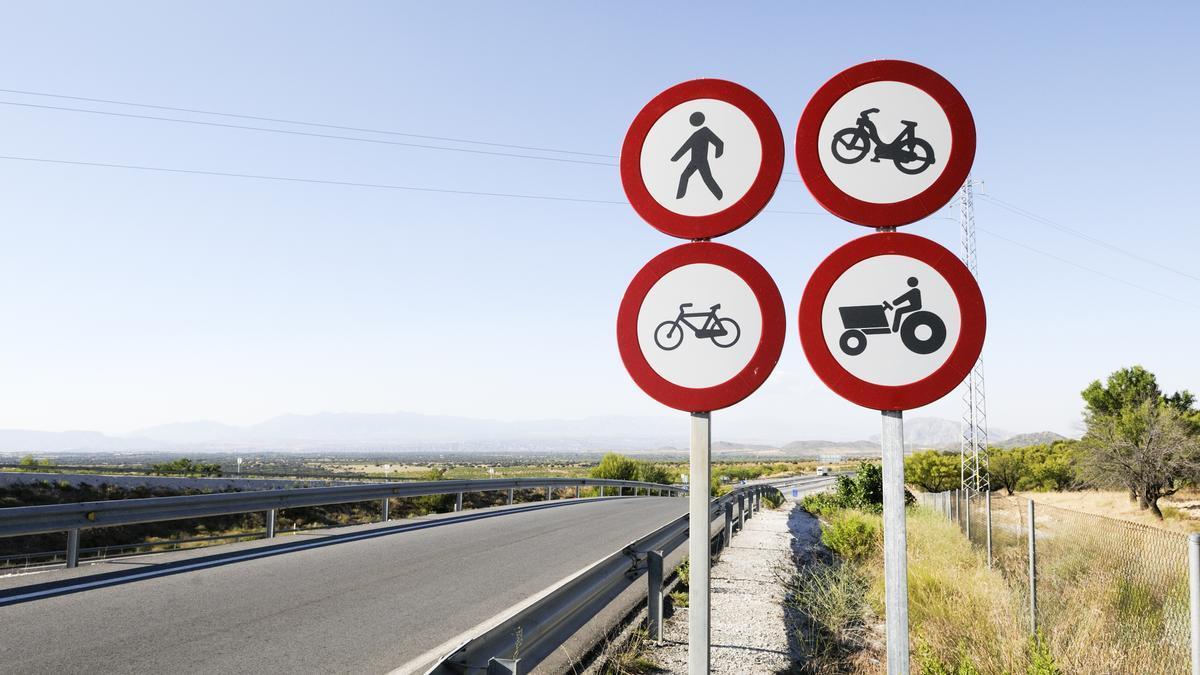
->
<box><xmin>821</xmin><ymin>511</ymin><xmax>881</xmax><ymax>561</ymax></box>
<box><xmin>761</xmin><ymin>489</ymin><xmax>784</xmax><ymax>508</ymax></box>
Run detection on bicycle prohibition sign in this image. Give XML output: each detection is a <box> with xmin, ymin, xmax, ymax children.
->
<box><xmin>654</xmin><ymin>302</ymin><xmax>740</xmax><ymax>351</ymax></box>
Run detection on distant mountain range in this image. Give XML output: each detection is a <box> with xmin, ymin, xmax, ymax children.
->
<box><xmin>0</xmin><ymin>411</ymin><xmax>1073</xmax><ymax>456</ymax></box>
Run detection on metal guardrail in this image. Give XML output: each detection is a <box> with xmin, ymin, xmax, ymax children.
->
<box><xmin>0</xmin><ymin>476</ymin><xmax>684</xmax><ymax>568</ymax></box>
<box><xmin>428</xmin><ymin>476</ymin><xmax>833</xmax><ymax>674</ymax></box>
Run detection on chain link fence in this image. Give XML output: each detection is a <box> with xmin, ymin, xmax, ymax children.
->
<box><xmin>915</xmin><ymin>489</ymin><xmax>1193</xmax><ymax>674</ymax></box>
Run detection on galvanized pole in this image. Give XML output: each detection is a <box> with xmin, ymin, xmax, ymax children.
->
<box><xmin>381</xmin><ymin>498</ymin><xmax>390</xmax><ymax>522</ymax></box>
<box><xmin>881</xmin><ymin>410</ymin><xmax>910</xmax><ymax>675</ymax></box>
<box><xmin>985</xmin><ymin>490</ymin><xmax>993</xmax><ymax>568</ymax></box>
<box><xmin>1028</xmin><ymin>499</ymin><xmax>1038</xmax><ymax>636</ymax></box>
<box><xmin>508</xmin><ymin>488</ymin><xmax>515</xmax><ymax>505</ymax></box>
<box><xmin>689</xmin><ymin>411</ymin><xmax>711</xmax><ymax>675</ymax></box>
<box><xmin>965</xmin><ymin>490</ymin><xmax>971</xmax><ymax>542</ymax></box>
<box><xmin>265</xmin><ymin>509</ymin><xmax>276</xmax><ymax>539</ymax></box>
<box><xmin>1189</xmin><ymin>533</ymin><xmax>1199</xmax><ymax>675</ymax></box>
<box><xmin>456</xmin><ymin>492</ymin><xmax>464</xmax><ymax>512</ymax></box>
<box><xmin>599</xmin><ymin>485</ymin><xmax>605</xmax><ymax>498</ymax></box>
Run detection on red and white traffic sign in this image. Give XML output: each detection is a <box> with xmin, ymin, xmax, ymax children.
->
<box><xmin>617</xmin><ymin>242</ymin><xmax>785</xmax><ymax>412</ymax></box>
<box><xmin>798</xmin><ymin>232</ymin><xmax>985</xmax><ymax>410</ymax></box>
<box><xmin>621</xmin><ymin>79</ymin><xmax>784</xmax><ymax>240</ymax></box>
<box><xmin>796</xmin><ymin>60</ymin><xmax>975</xmax><ymax>228</ymax></box>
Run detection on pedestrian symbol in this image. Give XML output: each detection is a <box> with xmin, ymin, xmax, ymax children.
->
<box><xmin>672</xmin><ymin>112</ymin><xmax>724</xmax><ymax>200</ymax></box>
<box><xmin>621</xmin><ymin>79</ymin><xmax>783</xmax><ymax>238</ymax></box>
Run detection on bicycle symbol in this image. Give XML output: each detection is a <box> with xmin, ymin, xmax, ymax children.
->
<box><xmin>831</xmin><ymin>108</ymin><xmax>936</xmax><ymax>175</ymax></box>
<box><xmin>654</xmin><ymin>302</ymin><xmax>740</xmax><ymax>351</ymax></box>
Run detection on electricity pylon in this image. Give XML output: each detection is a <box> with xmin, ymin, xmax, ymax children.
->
<box><xmin>959</xmin><ymin>178</ymin><xmax>989</xmax><ymax>494</ymax></box>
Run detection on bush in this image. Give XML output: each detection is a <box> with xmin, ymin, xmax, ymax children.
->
<box><xmin>761</xmin><ymin>489</ymin><xmax>784</xmax><ymax>508</ymax></box>
<box><xmin>821</xmin><ymin>511</ymin><xmax>881</xmax><ymax>561</ymax></box>
<box><xmin>800</xmin><ymin>461</ymin><xmax>913</xmax><ymax>515</ymax></box>
<box><xmin>786</xmin><ymin>558</ymin><xmax>871</xmax><ymax>670</ymax></box>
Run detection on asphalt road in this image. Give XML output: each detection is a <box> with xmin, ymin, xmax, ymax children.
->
<box><xmin>0</xmin><ymin>496</ymin><xmax>689</xmax><ymax>674</ymax></box>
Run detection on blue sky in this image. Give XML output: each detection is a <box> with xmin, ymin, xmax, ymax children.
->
<box><xmin>0</xmin><ymin>2</ymin><xmax>1196</xmax><ymax>441</ymax></box>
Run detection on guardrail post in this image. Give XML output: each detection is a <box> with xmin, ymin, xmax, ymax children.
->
<box><xmin>724</xmin><ymin>503</ymin><xmax>733</xmax><ymax>550</ymax></box>
<box><xmin>456</xmin><ymin>492</ymin><xmax>464</xmax><ymax>512</ymax></box>
<box><xmin>266</xmin><ymin>509</ymin><xmax>277</xmax><ymax>539</ymax></box>
<box><xmin>508</xmin><ymin>488</ymin><xmax>515</xmax><ymax>505</ymax></box>
<box><xmin>1189</xmin><ymin>533</ymin><xmax>1200</xmax><ymax>675</ymax></box>
<box><xmin>648</xmin><ymin>549</ymin><xmax>664</xmax><ymax>644</ymax></box>
<box><xmin>738</xmin><ymin>495</ymin><xmax>745</xmax><ymax>529</ymax></box>
<box><xmin>545</xmin><ymin>486</ymin><xmax>551</xmax><ymax>501</ymax></box>
<box><xmin>65</xmin><ymin>528</ymin><xmax>80</xmax><ymax>568</ymax></box>
<box><xmin>381</xmin><ymin>497</ymin><xmax>390</xmax><ymax>522</ymax></box>
<box><xmin>985</xmin><ymin>490</ymin><xmax>993</xmax><ymax>568</ymax></box>
<box><xmin>600</xmin><ymin>485</ymin><xmax>605</xmax><ymax>498</ymax></box>
<box><xmin>487</xmin><ymin>657</ymin><xmax>519</xmax><ymax>674</ymax></box>
<box><xmin>1028</xmin><ymin>498</ymin><xmax>1037</xmax><ymax>636</ymax></box>
<box><xmin>575</xmin><ymin>485</ymin><xmax>581</xmax><ymax>499</ymax></box>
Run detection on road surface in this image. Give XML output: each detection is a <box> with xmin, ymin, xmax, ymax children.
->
<box><xmin>0</xmin><ymin>496</ymin><xmax>688</xmax><ymax>674</ymax></box>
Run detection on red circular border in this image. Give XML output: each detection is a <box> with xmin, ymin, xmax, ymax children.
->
<box><xmin>796</xmin><ymin>60</ymin><xmax>976</xmax><ymax>228</ymax></box>
<box><xmin>617</xmin><ymin>242</ymin><xmax>786</xmax><ymax>412</ymax></box>
<box><xmin>798</xmin><ymin>232</ymin><xmax>986</xmax><ymax>410</ymax></box>
<box><xmin>621</xmin><ymin>79</ymin><xmax>784</xmax><ymax>240</ymax></box>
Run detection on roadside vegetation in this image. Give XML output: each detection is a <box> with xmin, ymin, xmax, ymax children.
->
<box><xmin>794</xmin><ymin>471</ymin><xmax>1058</xmax><ymax>674</ymax></box>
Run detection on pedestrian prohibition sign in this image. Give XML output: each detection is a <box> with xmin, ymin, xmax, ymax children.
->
<box><xmin>621</xmin><ymin>79</ymin><xmax>784</xmax><ymax>240</ymax></box>
<box><xmin>798</xmin><ymin>232</ymin><xmax>985</xmax><ymax>411</ymax></box>
<box><xmin>618</xmin><ymin>242</ymin><xmax>785</xmax><ymax>412</ymax></box>
<box><xmin>795</xmin><ymin>60</ymin><xmax>975</xmax><ymax>228</ymax></box>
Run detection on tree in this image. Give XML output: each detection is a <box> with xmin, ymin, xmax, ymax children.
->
<box><xmin>904</xmin><ymin>450</ymin><xmax>960</xmax><ymax>492</ymax></box>
<box><xmin>590</xmin><ymin>453</ymin><xmax>640</xmax><ymax>481</ymax></box>
<box><xmin>1080</xmin><ymin>366</ymin><xmax>1200</xmax><ymax>518</ymax></box>
<box><xmin>988</xmin><ymin>449</ymin><xmax>1028</xmax><ymax>496</ymax></box>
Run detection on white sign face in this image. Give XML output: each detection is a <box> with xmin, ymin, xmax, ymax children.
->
<box><xmin>820</xmin><ymin>254</ymin><xmax>961</xmax><ymax>386</ymax></box>
<box><xmin>636</xmin><ymin>262</ymin><xmax>763</xmax><ymax>389</ymax></box>
<box><xmin>639</xmin><ymin>98</ymin><xmax>763</xmax><ymax>217</ymax></box>
<box><xmin>817</xmin><ymin>81</ymin><xmax>952</xmax><ymax>204</ymax></box>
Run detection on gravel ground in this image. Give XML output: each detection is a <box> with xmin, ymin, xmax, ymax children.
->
<box><xmin>644</xmin><ymin>500</ymin><xmax>824</xmax><ymax>674</ymax></box>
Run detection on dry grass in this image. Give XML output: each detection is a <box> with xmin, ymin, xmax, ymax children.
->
<box><xmin>1008</xmin><ymin>489</ymin><xmax>1200</xmax><ymax>533</ymax></box>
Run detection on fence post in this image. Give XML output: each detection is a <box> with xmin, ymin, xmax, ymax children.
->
<box><xmin>648</xmin><ymin>549</ymin><xmax>664</xmax><ymax>644</ymax></box>
<box><xmin>456</xmin><ymin>492</ymin><xmax>464</xmax><ymax>512</ymax></box>
<box><xmin>965</xmin><ymin>490</ymin><xmax>971</xmax><ymax>542</ymax></box>
<box><xmin>381</xmin><ymin>497</ymin><xmax>390</xmax><ymax>522</ymax></box>
<box><xmin>66</xmin><ymin>528</ymin><xmax>80</xmax><ymax>568</ymax></box>
<box><xmin>1190</xmin><ymin>533</ymin><xmax>1200</xmax><ymax>675</ymax></box>
<box><xmin>266</xmin><ymin>509</ymin><xmax>277</xmax><ymax>539</ymax></box>
<box><xmin>986</xmin><ymin>490</ymin><xmax>993</xmax><ymax>569</ymax></box>
<box><xmin>508</xmin><ymin>488</ymin><xmax>515</xmax><ymax>505</ymax></box>
<box><xmin>1028</xmin><ymin>499</ymin><xmax>1038</xmax><ymax>636</ymax></box>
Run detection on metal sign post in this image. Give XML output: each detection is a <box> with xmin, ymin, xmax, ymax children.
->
<box><xmin>881</xmin><ymin>410</ymin><xmax>910</xmax><ymax>674</ymax></box>
<box><xmin>689</xmin><ymin>411</ymin><xmax>711</xmax><ymax>675</ymax></box>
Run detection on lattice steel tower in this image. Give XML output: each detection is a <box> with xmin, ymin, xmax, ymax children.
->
<box><xmin>959</xmin><ymin>178</ymin><xmax>989</xmax><ymax>494</ymax></box>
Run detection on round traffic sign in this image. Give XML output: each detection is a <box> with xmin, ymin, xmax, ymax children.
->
<box><xmin>796</xmin><ymin>60</ymin><xmax>975</xmax><ymax>228</ymax></box>
<box><xmin>617</xmin><ymin>242</ymin><xmax>785</xmax><ymax>412</ymax></box>
<box><xmin>798</xmin><ymin>232</ymin><xmax>985</xmax><ymax>410</ymax></box>
<box><xmin>621</xmin><ymin>79</ymin><xmax>784</xmax><ymax>240</ymax></box>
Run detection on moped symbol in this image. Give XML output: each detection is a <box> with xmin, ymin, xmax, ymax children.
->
<box><xmin>836</xmin><ymin>277</ymin><xmax>946</xmax><ymax>356</ymax></box>
<box><xmin>831</xmin><ymin>108</ymin><xmax>936</xmax><ymax>175</ymax></box>
<box><xmin>654</xmin><ymin>303</ymin><xmax>740</xmax><ymax>351</ymax></box>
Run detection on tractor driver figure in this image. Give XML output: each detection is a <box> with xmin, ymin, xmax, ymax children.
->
<box><xmin>890</xmin><ymin>277</ymin><xmax>922</xmax><ymax>333</ymax></box>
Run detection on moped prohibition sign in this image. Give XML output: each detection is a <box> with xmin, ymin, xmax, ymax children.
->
<box><xmin>798</xmin><ymin>232</ymin><xmax>985</xmax><ymax>411</ymax></box>
<box><xmin>618</xmin><ymin>242</ymin><xmax>785</xmax><ymax>412</ymax></box>
<box><xmin>796</xmin><ymin>60</ymin><xmax>976</xmax><ymax>228</ymax></box>
<box><xmin>621</xmin><ymin>79</ymin><xmax>785</xmax><ymax>240</ymax></box>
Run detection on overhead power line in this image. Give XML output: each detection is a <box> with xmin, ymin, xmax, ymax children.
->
<box><xmin>0</xmin><ymin>153</ymin><xmax>823</xmax><ymax>216</ymax></box>
<box><xmin>0</xmin><ymin>87</ymin><xmax>807</xmax><ymax>183</ymax></box>
<box><xmin>977</xmin><ymin>193</ymin><xmax>1200</xmax><ymax>284</ymax></box>
<box><xmin>0</xmin><ymin>87</ymin><xmax>612</xmax><ymax>158</ymax></box>
<box><xmin>0</xmin><ymin>100</ymin><xmax>618</xmax><ymax>168</ymax></box>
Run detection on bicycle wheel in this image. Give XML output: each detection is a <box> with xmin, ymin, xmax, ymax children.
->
<box><xmin>654</xmin><ymin>321</ymin><xmax>684</xmax><ymax>351</ymax></box>
<box><xmin>900</xmin><ymin>311</ymin><xmax>946</xmax><ymax>354</ymax></box>
<box><xmin>831</xmin><ymin>128</ymin><xmax>870</xmax><ymax>164</ymax></box>
<box><xmin>894</xmin><ymin>138</ymin><xmax>935</xmax><ymax>175</ymax></box>
<box><xmin>710</xmin><ymin>318</ymin><xmax>740</xmax><ymax>348</ymax></box>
